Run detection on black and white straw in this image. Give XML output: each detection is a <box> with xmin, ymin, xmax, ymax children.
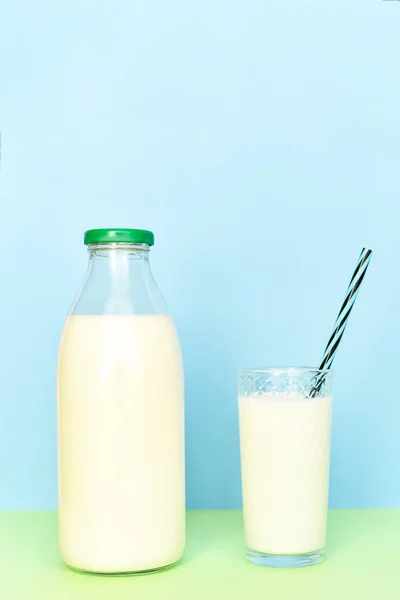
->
<box><xmin>311</xmin><ymin>247</ymin><xmax>372</xmax><ymax>396</ymax></box>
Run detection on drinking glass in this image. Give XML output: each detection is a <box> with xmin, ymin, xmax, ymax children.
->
<box><xmin>238</xmin><ymin>367</ymin><xmax>333</xmax><ymax>568</ymax></box>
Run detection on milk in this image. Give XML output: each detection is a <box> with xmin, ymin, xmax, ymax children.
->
<box><xmin>239</xmin><ymin>393</ymin><xmax>332</xmax><ymax>555</ymax></box>
<box><xmin>58</xmin><ymin>314</ymin><xmax>185</xmax><ymax>573</ymax></box>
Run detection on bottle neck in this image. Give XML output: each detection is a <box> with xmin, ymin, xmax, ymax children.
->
<box><xmin>88</xmin><ymin>242</ymin><xmax>152</xmax><ymax>295</ymax></box>
<box><xmin>88</xmin><ymin>241</ymin><xmax>150</xmax><ymax>259</ymax></box>
<box><xmin>87</xmin><ymin>241</ymin><xmax>151</xmax><ymax>274</ymax></box>
<box><xmin>71</xmin><ymin>242</ymin><xmax>168</xmax><ymax>315</ymax></box>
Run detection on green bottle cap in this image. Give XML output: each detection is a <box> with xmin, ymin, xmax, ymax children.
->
<box><xmin>84</xmin><ymin>228</ymin><xmax>154</xmax><ymax>246</ymax></box>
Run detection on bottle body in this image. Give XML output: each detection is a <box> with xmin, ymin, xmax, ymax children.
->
<box><xmin>57</xmin><ymin>236</ymin><xmax>185</xmax><ymax>573</ymax></box>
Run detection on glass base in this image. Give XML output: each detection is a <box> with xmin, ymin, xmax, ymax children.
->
<box><xmin>246</xmin><ymin>548</ymin><xmax>324</xmax><ymax>569</ymax></box>
<box><xmin>65</xmin><ymin>559</ymin><xmax>179</xmax><ymax>576</ymax></box>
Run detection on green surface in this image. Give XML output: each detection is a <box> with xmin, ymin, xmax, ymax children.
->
<box><xmin>1</xmin><ymin>510</ymin><xmax>399</xmax><ymax>600</ymax></box>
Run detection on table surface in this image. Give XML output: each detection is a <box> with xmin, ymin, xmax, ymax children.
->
<box><xmin>1</xmin><ymin>510</ymin><xmax>399</xmax><ymax>600</ymax></box>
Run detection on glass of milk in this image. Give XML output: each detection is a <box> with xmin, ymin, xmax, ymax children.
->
<box><xmin>57</xmin><ymin>229</ymin><xmax>185</xmax><ymax>574</ymax></box>
<box><xmin>238</xmin><ymin>367</ymin><xmax>333</xmax><ymax>568</ymax></box>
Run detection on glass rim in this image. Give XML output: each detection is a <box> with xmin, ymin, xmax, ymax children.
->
<box><xmin>87</xmin><ymin>242</ymin><xmax>150</xmax><ymax>251</ymax></box>
<box><xmin>238</xmin><ymin>366</ymin><xmax>332</xmax><ymax>376</ymax></box>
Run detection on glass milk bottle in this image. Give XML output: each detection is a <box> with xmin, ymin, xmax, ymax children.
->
<box><xmin>57</xmin><ymin>229</ymin><xmax>185</xmax><ymax>574</ymax></box>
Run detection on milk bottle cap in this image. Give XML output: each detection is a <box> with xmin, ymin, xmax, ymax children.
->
<box><xmin>84</xmin><ymin>228</ymin><xmax>154</xmax><ymax>246</ymax></box>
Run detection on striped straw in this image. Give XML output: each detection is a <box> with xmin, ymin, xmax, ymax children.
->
<box><xmin>310</xmin><ymin>247</ymin><xmax>372</xmax><ymax>396</ymax></box>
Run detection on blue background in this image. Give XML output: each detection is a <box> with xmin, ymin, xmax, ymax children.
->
<box><xmin>1</xmin><ymin>0</ymin><xmax>400</xmax><ymax>510</ymax></box>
